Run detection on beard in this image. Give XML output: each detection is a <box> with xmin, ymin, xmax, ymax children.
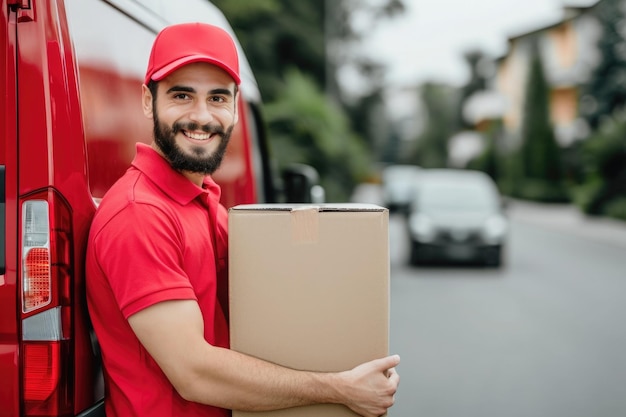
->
<box><xmin>153</xmin><ymin>112</ymin><xmax>233</xmax><ymax>175</ymax></box>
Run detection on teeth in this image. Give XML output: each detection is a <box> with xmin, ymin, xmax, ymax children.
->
<box><xmin>184</xmin><ymin>131</ymin><xmax>211</xmax><ymax>141</ymax></box>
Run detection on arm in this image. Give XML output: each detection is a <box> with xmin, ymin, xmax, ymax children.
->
<box><xmin>128</xmin><ymin>299</ymin><xmax>399</xmax><ymax>416</ymax></box>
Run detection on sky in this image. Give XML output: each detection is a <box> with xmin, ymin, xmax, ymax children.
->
<box><xmin>356</xmin><ymin>0</ymin><xmax>598</xmax><ymax>88</ymax></box>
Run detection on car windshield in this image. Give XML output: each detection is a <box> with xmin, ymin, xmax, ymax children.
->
<box><xmin>416</xmin><ymin>178</ymin><xmax>498</xmax><ymax>214</ymax></box>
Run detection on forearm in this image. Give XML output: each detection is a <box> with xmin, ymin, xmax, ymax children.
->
<box><xmin>128</xmin><ymin>300</ymin><xmax>398</xmax><ymax>415</ymax></box>
<box><xmin>181</xmin><ymin>344</ymin><xmax>343</xmax><ymax>411</ymax></box>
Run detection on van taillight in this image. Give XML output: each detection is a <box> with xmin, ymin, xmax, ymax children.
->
<box><xmin>20</xmin><ymin>192</ymin><xmax>73</xmax><ymax>416</ymax></box>
<box><xmin>23</xmin><ymin>201</ymin><xmax>52</xmax><ymax>312</ymax></box>
<box><xmin>24</xmin><ymin>247</ymin><xmax>51</xmax><ymax>310</ymax></box>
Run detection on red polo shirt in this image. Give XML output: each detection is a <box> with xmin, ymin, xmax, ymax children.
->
<box><xmin>86</xmin><ymin>144</ymin><xmax>230</xmax><ymax>417</ymax></box>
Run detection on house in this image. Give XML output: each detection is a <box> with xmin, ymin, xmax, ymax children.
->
<box><xmin>465</xmin><ymin>1</ymin><xmax>607</xmax><ymax>152</ymax></box>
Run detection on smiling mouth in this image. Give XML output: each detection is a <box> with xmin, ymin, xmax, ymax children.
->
<box><xmin>182</xmin><ymin>130</ymin><xmax>214</xmax><ymax>141</ymax></box>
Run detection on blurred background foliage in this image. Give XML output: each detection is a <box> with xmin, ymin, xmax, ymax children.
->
<box><xmin>575</xmin><ymin>109</ymin><xmax>626</xmax><ymax>217</ymax></box>
<box><xmin>213</xmin><ymin>0</ymin><xmax>625</xmax><ymax>221</ymax></box>
<box><xmin>211</xmin><ymin>0</ymin><xmax>404</xmax><ymax>201</ymax></box>
<box><xmin>262</xmin><ymin>68</ymin><xmax>371</xmax><ymax>200</ymax></box>
<box><xmin>574</xmin><ymin>0</ymin><xmax>626</xmax><ymax>220</ymax></box>
<box><xmin>407</xmin><ymin>83</ymin><xmax>459</xmax><ymax>169</ymax></box>
<box><xmin>511</xmin><ymin>45</ymin><xmax>568</xmax><ymax>203</ymax></box>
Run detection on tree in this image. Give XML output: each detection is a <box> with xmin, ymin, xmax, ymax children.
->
<box><xmin>210</xmin><ymin>0</ymin><xmax>325</xmax><ymax>102</ymax></box>
<box><xmin>324</xmin><ymin>0</ymin><xmax>405</xmax><ymax>101</ymax></box>
<box><xmin>212</xmin><ymin>0</ymin><xmax>405</xmax><ymax>104</ymax></box>
<box><xmin>580</xmin><ymin>0</ymin><xmax>626</xmax><ymax>130</ymax></box>
<box><xmin>409</xmin><ymin>83</ymin><xmax>458</xmax><ymax>168</ymax></box>
<box><xmin>263</xmin><ymin>69</ymin><xmax>371</xmax><ymax>201</ymax></box>
<box><xmin>516</xmin><ymin>45</ymin><xmax>568</xmax><ymax>202</ymax></box>
<box><xmin>520</xmin><ymin>49</ymin><xmax>562</xmax><ymax>181</ymax></box>
<box><xmin>211</xmin><ymin>0</ymin><xmax>407</xmax><ymax>199</ymax></box>
<box><xmin>576</xmin><ymin>110</ymin><xmax>626</xmax><ymax>216</ymax></box>
<box><xmin>456</xmin><ymin>49</ymin><xmax>489</xmax><ymax>129</ymax></box>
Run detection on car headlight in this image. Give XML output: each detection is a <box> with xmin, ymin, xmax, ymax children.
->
<box><xmin>482</xmin><ymin>215</ymin><xmax>508</xmax><ymax>244</ymax></box>
<box><xmin>409</xmin><ymin>214</ymin><xmax>436</xmax><ymax>243</ymax></box>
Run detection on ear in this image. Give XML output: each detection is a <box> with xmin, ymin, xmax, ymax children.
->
<box><xmin>142</xmin><ymin>84</ymin><xmax>154</xmax><ymax>119</ymax></box>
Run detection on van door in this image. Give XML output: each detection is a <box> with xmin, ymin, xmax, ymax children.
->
<box><xmin>9</xmin><ymin>0</ymin><xmax>103</xmax><ymax>415</ymax></box>
<box><xmin>0</xmin><ymin>1</ymin><xmax>19</xmax><ymax>416</ymax></box>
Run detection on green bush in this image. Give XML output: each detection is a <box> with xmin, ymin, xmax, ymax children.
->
<box><xmin>514</xmin><ymin>179</ymin><xmax>571</xmax><ymax>203</ymax></box>
<box><xmin>577</xmin><ymin>110</ymin><xmax>626</xmax><ymax>215</ymax></box>
<box><xmin>603</xmin><ymin>197</ymin><xmax>626</xmax><ymax>221</ymax></box>
<box><xmin>571</xmin><ymin>176</ymin><xmax>604</xmax><ymax>213</ymax></box>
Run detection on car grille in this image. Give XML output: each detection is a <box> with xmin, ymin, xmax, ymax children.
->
<box><xmin>435</xmin><ymin>228</ymin><xmax>483</xmax><ymax>245</ymax></box>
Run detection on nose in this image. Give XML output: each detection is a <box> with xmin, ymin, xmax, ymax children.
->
<box><xmin>188</xmin><ymin>100</ymin><xmax>215</xmax><ymax>125</ymax></box>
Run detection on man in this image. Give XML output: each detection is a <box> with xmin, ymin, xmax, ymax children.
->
<box><xmin>86</xmin><ymin>22</ymin><xmax>400</xmax><ymax>417</ymax></box>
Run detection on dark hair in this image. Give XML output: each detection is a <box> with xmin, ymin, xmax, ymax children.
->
<box><xmin>147</xmin><ymin>79</ymin><xmax>159</xmax><ymax>109</ymax></box>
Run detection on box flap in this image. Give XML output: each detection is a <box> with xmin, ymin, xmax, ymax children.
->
<box><xmin>229</xmin><ymin>203</ymin><xmax>386</xmax><ymax>212</ymax></box>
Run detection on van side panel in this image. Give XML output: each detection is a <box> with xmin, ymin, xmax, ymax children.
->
<box><xmin>0</xmin><ymin>2</ymin><xmax>19</xmax><ymax>416</ymax></box>
<box><xmin>15</xmin><ymin>0</ymin><xmax>100</xmax><ymax>414</ymax></box>
<box><xmin>64</xmin><ymin>0</ymin><xmax>156</xmax><ymax>200</ymax></box>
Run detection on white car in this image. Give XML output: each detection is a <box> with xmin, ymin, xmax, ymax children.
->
<box><xmin>381</xmin><ymin>165</ymin><xmax>421</xmax><ymax>213</ymax></box>
<box><xmin>407</xmin><ymin>169</ymin><xmax>508</xmax><ymax>267</ymax></box>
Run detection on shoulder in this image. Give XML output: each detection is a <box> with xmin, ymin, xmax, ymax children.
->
<box><xmin>90</xmin><ymin>170</ymin><xmax>182</xmax><ymax>240</ymax></box>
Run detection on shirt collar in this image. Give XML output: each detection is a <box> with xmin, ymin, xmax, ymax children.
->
<box><xmin>131</xmin><ymin>143</ymin><xmax>221</xmax><ymax>206</ymax></box>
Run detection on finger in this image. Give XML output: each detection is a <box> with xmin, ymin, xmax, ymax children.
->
<box><xmin>374</xmin><ymin>354</ymin><xmax>400</xmax><ymax>371</ymax></box>
<box><xmin>387</xmin><ymin>368</ymin><xmax>400</xmax><ymax>386</ymax></box>
<box><xmin>384</xmin><ymin>367</ymin><xmax>397</xmax><ymax>378</ymax></box>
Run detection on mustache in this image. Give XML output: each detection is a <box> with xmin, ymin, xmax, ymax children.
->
<box><xmin>172</xmin><ymin>121</ymin><xmax>226</xmax><ymax>136</ymax></box>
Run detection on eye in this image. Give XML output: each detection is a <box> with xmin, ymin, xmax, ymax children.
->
<box><xmin>209</xmin><ymin>95</ymin><xmax>227</xmax><ymax>103</ymax></box>
<box><xmin>173</xmin><ymin>93</ymin><xmax>192</xmax><ymax>100</ymax></box>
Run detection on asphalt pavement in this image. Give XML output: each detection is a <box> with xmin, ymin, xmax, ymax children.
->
<box><xmin>507</xmin><ymin>199</ymin><xmax>626</xmax><ymax>249</ymax></box>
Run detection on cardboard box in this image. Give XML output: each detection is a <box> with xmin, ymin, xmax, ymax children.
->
<box><xmin>228</xmin><ymin>204</ymin><xmax>389</xmax><ymax>417</ymax></box>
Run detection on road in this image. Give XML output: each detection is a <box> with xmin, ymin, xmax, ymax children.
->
<box><xmin>352</xmin><ymin>185</ymin><xmax>626</xmax><ymax>417</ymax></box>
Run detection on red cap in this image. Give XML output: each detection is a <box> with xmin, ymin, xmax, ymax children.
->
<box><xmin>145</xmin><ymin>22</ymin><xmax>240</xmax><ymax>85</ymax></box>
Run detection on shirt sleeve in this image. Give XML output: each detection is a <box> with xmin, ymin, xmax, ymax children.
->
<box><xmin>92</xmin><ymin>201</ymin><xmax>197</xmax><ymax>319</ymax></box>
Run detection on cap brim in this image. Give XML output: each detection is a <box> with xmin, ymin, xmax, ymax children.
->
<box><xmin>148</xmin><ymin>55</ymin><xmax>241</xmax><ymax>85</ymax></box>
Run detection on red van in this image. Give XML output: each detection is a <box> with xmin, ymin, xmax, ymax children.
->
<box><xmin>0</xmin><ymin>1</ymin><xmax>314</xmax><ymax>416</ymax></box>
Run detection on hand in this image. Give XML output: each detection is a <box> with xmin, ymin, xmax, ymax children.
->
<box><xmin>339</xmin><ymin>355</ymin><xmax>400</xmax><ymax>417</ymax></box>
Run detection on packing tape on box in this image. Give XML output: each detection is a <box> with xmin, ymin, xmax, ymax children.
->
<box><xmin>291</xmin><ymin>206</ymin><xmax>319</xmax><ymax>243</ymax></box>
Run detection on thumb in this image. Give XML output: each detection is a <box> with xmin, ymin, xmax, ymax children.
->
<box><xmin>372</xmin><ymin>354</ymin><xmax>400</xmax><ymax>371</ymax></box>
